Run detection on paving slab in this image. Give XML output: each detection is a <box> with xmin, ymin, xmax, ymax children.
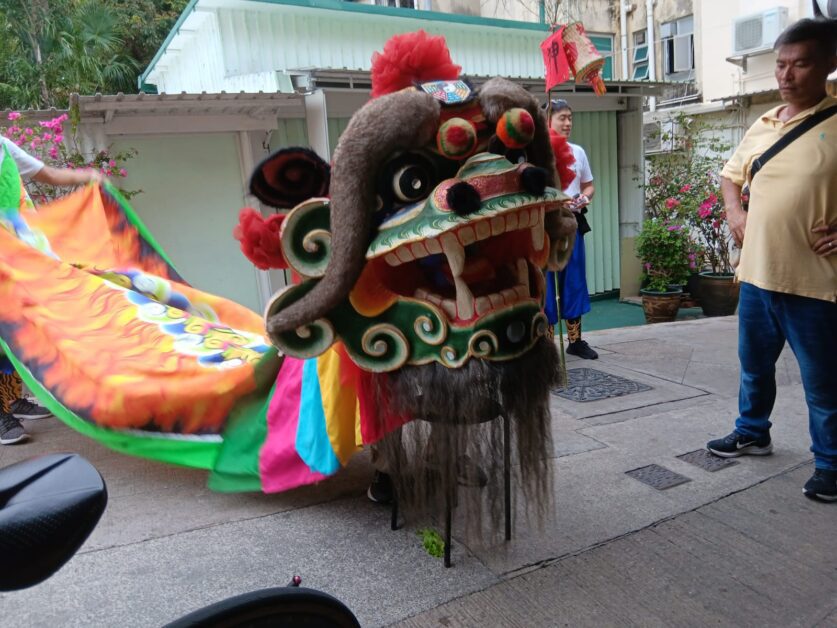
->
<box><xmin>394</xmin><ymin>465</ymin><xmax>837</xmax><ymax>628</ymax></box>
<box><xmin>0</xmin><ymin>497</ymin><xmax>498</xmax><ymax>628</ymax></box>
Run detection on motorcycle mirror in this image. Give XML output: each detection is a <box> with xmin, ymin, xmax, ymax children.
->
<box><xmin>0</xmin><ymin>453</ymin><xmax>107</xmax><ymax>591</ymax></box>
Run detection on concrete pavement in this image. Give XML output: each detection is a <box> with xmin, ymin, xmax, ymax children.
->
<box><xmin>0</xmin><ymin>316</ymin><xmax>833</xmax><ymax>627</ymax></box>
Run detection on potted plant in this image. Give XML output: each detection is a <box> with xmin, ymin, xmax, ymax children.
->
<box><xmin>639</xmin><ymin>113</ymin><xmax>736</xmax><ymax>312</ymax></box>
<box><xmin>684</xmin><ymin>185</ymin><xmax>740</xmax><ymax>316</ymax></box>
<box><xmin>635</xmin><ymin>219</ymin><xmax>693</xmax><ymax>324</ymax></box>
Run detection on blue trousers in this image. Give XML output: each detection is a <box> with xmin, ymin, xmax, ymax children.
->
<box><xmin>545</xmin><ymin>232</ymin><xmax>591</xmax><ymax>325</ymax></box>
<box><xmin>735</xmin><ymin>282</ymin><xmax>837</xmax><ymax>471</ymax></box>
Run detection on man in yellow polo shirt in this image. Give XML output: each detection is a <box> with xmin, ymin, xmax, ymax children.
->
<box><xmin>706</xmin><ymin>18</ymin><xmax>837</xmax><ymax>502</ymax></box>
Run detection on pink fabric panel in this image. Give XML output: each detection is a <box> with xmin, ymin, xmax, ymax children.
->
<box><xmin>259</xmin><ymin>357</ymin><xmax>327</xmax><ymax>493</ymax></box>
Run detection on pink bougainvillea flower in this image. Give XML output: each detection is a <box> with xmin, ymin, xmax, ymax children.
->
<box><xmin>665</xmin><ymin>197</ymin><xmax>680</xmax><ymax>209</ymax></box>
<box><xmin>680</xmin><ymin>184</ymin><xmax>691</xmax><ymax>193</ymax></box>
<box><xmin>698</xmin><ymin>207</ymin><xmax>712</xmax><ymax>219</ymax></box>
<box><xmin>644</xmin><ymin>262</ymin><xmax>652</xmax><ymax>270</ymax></box>
<box><xmin>24</xmin><ymin>128</ymin><xmax>33</xmax><ymax>135</ymax></box>
<box><xmin>708</xmin><ymin>193</ymin><xmax>718</xmax><ymax>204</ymax></box>
<box><xmin>712</xmin><ymin>220</ymin><xmax>720</xmax><ymax>229</ymax></box>
<box><xmin>7</xmin><ymin>112</ymin><xmax>21</xmax><ymax>121</ymax></box>
<box><xmin>54</xmin><ymin>134</ymin><xmax>64</xmax><ymax>143</ymax></box>
<box><xmin>119</xmin><ymin>168</ymin><xmax>128</xmax><ymax>177</ymax></box>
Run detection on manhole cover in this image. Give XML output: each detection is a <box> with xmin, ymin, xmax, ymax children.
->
<box><xmin>552</xmin><ymin>368</ymin><xmax>652</xmax><ymax>402</ymax></box>
<box><xmin>625</xmin><ymin>464</ymin><xmax>691</xmax><ymax>490</ymax></box>
<box><xmin>677</xmin><ymin>449</ymin><xmax>739</xmax><ymax>472</ymax></box>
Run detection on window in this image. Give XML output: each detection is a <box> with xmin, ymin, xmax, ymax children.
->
<box><xmin>632</xmin><ymin>30</ymin><xmax>649</xmax><ymax>80</ymax></box>
<box><xmin>661</xmin><ymin>15</ymin><xmax>694</xmax><ymax>79</ymax></box>
<box><xmin>588</xmin><ymin>34</ymin><xmax>614</xmax><ymax>81</ymax></box>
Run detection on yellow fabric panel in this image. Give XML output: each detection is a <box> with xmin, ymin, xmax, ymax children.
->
<box><xmin>317</xmin><ymin>347</ymin><xmax>361</xmax><ymax>465</ymax></box>
<box><xmin>721</xmin><ymin>96</ymin><xmax>837</xmax><ymax>302</ymax></box>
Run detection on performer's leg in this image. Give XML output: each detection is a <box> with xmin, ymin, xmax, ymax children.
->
<box><xmin>0</xmin><ymin>368</ymin><xmax>29</xmax><ymax>445</ymax></box>
<box><xmin>558</xmin><ymin>234</ymin><xmax>596</xmax><ymax>359</ymax></box>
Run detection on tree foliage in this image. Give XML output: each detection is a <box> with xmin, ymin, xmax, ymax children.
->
<box><xmin>0</xmin><ymin>0</ymin><xmax>189</xmax><ymax>109</ymax></box>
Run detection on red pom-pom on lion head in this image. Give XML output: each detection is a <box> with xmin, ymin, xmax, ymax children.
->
<box><xmin>370</xmin><ymin>30</ymin><xmax>461</xmax><ymax>98</ymax></box>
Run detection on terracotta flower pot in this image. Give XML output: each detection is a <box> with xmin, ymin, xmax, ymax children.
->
<box><xmin>698</xmin><ymin>272</ymin><xmax>739</xmax><ymax>317</ymax></box>
<box><xmin>640</xmin><ymin>288</ymin><xmax>682</xmax><ymax>324</ymax></box>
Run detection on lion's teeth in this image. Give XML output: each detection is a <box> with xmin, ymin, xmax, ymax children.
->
<box><xmin>475</xmin><ymin>296</ymin><xmax>491</xmax><ymax>316</ymax></box>
<box><xmin>454</xmin><ymin>277</ymin><xmax>475</xmax><ymax>319</ymax></box>
<box><xmin>516</xmin><ymin>258</ymin><xmax>529</xmax><ymax>292</ymax></box>
<box><xmin>440</xmin><ymin>232</ymin><xmax>465</xmax><ymax>278</ymax></box>
<box><xmin>531</xmin><ymin>208</ymin><xmax>545</xmax><ymax>251</ymax></box>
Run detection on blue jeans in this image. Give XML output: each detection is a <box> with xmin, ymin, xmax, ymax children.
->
<box><xmin>735</xmin><ymin>282</ymin><xmax>837</xmax><ymax>471</ymax></box>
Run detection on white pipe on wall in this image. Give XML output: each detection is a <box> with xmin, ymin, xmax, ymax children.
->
<box><xmin>646</xmin><ymin>0</ymin><xmax>657</xmax><ymax>111</ymax></box>
<box><xmin>620</xmin><ymin>2</ymin><xmax>630</xmax><ymax>80</ymax></box>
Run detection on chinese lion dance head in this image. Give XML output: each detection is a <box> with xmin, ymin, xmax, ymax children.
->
<box><xmin>237</xmin><ymin>31</ymin><xmax>577</xmax><ymax>531</ymax></box>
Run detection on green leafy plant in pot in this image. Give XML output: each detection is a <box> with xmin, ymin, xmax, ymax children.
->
<box><xmin>636</xmin><ymin>219</ymin><xmax>693</xmax><ymax>323</ymax></box>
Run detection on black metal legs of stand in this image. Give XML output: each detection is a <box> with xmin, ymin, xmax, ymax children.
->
<box><xmin>503</xmin><ymin>412</ymin><xmax>511</xmax><ymax>542</ymax></box>
<box><xmin>389</xmin><ymin>411</ymin><xmax>512</xmax><ymax>567</ymax></box>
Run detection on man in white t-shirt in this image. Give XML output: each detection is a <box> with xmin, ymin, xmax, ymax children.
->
<box><xmin>0</xmin><ymin>136</ymin><xmax>101</xmax><ymax>445</ymax></box>
<box><xmin>544</xmin><ymin>99</ymin><xmax>598</xmax><ymax>360</ymax></box>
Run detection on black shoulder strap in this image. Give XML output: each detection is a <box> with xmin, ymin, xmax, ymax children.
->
<box><xmin>750</xmin><ymin>104</ymin><xmax>837</xmax><ymax>181</ymax></box>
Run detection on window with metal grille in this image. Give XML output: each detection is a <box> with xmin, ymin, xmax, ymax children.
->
<box><xmin>661</xmin><ymin>15</ymin><xmax>694</xmax><ymax>79</ymax></box>
<box><xmin>632</xmin><ymin>30</ymin><xmax>649</xmax><ymax>80</ymax></box>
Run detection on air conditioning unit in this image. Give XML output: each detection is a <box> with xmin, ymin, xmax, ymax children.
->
<box><xmin>732</xmin><ymin>7</ymin><xmax>789</xmax><ymax>55</ymax></box>
<box><xmin>643</xmin><ymin>120</ymin><xmax>681</xmax><ymax>155</ymax></box>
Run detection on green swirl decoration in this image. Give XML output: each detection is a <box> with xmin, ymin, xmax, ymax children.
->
<box><xmin>413</xmin><ymin>310</ymin><xmax>447</xmax><ymax>346</ymax></box>
<box><xmin>264</xmin><ymin>282</ymin><xmax>336</xmax><ymax>358</ymax></box>
<box><xmin>281</xmin><ymin>198</ymin><xmax>332</xmax><ymax>278</ymax></box>
<box><xmin>468</xmin><ymin>329</ymin><xmax>499</xmax><ymax>358</ymax></box>
<box><xmin>356</xmin><ymin>324</ymin><xmax>410</xmax><ymax>372</ymax></box>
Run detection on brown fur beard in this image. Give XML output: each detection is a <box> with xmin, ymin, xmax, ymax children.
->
<box><xmin>371</xmin><ymin>337</ymin><xmax>560</xmax><ymax>540</ymax></box>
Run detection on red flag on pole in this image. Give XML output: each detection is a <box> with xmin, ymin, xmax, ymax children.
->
<box><xmin>540</xmin><ymin>27</ymin><xmax>570</xmax><ymax>91</ymax></box>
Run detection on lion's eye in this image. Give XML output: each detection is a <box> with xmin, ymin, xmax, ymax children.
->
<box><xmin>393</xmin><ymin>164</ymin><xmax>431</xmax><ymax>202</ymax></box>
<box><xmin>506</xmin><ymin>149</ymin><xmax>527</xmax><ymax>165</ymax></box>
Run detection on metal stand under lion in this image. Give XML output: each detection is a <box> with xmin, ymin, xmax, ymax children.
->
<box><xmin>235</xmin><ymin>31</ymin><xmax>579</xmax><ymax>551</ymax></box>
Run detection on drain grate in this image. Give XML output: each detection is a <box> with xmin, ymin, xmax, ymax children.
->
<box><xmin>677</xmin><ymin>449</ymin><xmax>739</xmax><ymax>472</ymax></box>
<box><xmin>552</xmin><ymin>368</ymin><xmax>652</xmax><ymax>403</ymax></box>
<box><xmin>625</xmin><ymin>464</ymin><xmax>691</xmax><ymax>490</ymax></box>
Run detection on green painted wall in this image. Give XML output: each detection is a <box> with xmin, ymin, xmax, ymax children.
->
<box><xmin>111</xmin><ymin>134</ymin><xmax>262</xmax><ymax>312</ymax></box>
<box><xmin>571</xmin><ymin>111</ymin><xmax>620</xmax><ymax>294</ymax></box>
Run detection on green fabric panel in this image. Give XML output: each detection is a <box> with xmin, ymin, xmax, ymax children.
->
<box><xmin>0</xmin><ymin>145</ymin><xmax>21</xmax><ymax>210</ymax></box>
<box><xmin>208</xmin><ymin>350</ymin><xmax>282</xmax><ymax>492</ymax></box>
<box><xmin>0</xmin><ymin>338</ymin><xmax>222</xmax><ymax>469</ymax></box>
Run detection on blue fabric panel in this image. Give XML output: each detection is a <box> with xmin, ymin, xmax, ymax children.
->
<box><xmin>295</xmin><ymin>359</ymin><xmax>341</xmax><ymax>476</ymax></box>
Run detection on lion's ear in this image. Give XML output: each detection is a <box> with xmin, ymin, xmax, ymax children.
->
<box><xmin>250</xmin><ymin>148</ymin><xmax>330</xmax><ymax>209</ymax></box>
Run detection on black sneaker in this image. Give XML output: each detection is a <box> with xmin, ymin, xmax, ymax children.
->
<box><xmin>0</xmin><ymin>411</ymin><xmax>29</xmax><ymax>445</ymax></box>
<box><xmin>566</xmin><ymin>340</ymin><xmax>598</xmax><ymax>360</ymax></box>
<box><xmin>707</xmin><ymin>430</ymin><xmax>773</xmax><ymax>458</ymax></box>
<box><xmin>367</xmin><ymin>471</ymin><xmax>393</xmax><ymax>504</ymax></box>
<box><xmin>11</xmin><ymin>397</ymin><xmax>52</xmax><ymax>420</ymax></box>
<box><xmin>803</xmin><ymin>469</ymin><xmax>837</xmax><ymax>502</ymax></box>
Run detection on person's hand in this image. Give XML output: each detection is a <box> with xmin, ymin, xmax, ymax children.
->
<box><xmin>81</xmin><ymin>169</ymin><xmax>104</xmax><ymax>184</ymax></box>
<box><xmin>811</xmin><ymin>224</ymin><xmax>837</xmax><ymax>257</ymax></box>
<box><xmin>726</xmin><ymin>206</ymin><xmax>747</xmax><ymax>247</ymax></box>
<box><xmin>574</xmin><ymin>193</ymin><xmax>590</xmax><ymax>210</ymax></box>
